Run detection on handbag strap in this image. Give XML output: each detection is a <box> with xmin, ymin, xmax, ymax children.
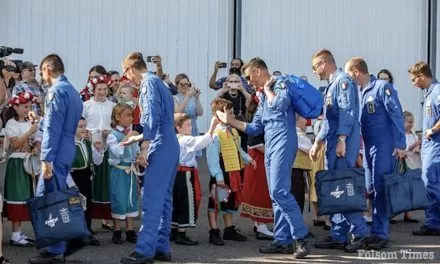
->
<box><xmin>334</xmin><ymin>157</ymin><xmax>349</xmax><ymax>169</ymax></box>
<box><xmin>393</xmin><ymin>158</ymin><xmax>407</xmax><ymax>175</ymax></box>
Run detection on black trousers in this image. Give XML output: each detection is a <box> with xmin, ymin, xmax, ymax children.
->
<box><xmin>291</xmin><ymin>168</ymin><xmax>306</xmax><ymax>214</ymax></box>
<box><xmin>71</xmin><ymin>168</ymin><xmax>93</xmax><ymax>232</ymax></box>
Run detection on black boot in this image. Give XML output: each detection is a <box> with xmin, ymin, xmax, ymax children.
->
<box><xmin>412</xmin><ymin>225</ymin><xmax>440</xmax><ymax>236</ymax></box>
<box><xmin>294</xmin><ymin>238</ymin><xmax>309</xmax><ymax>259</ymax></box>
<box><xmin>209</xmin><ymin>229</ymin><xmax>224</xmax><ymax>245</ymax></box>
<box><xmin>112</xmin><ymin>230</ymin><xmax>124</xmax><ymax>244</ymax></box>
<box><xmin>120</xmin><ymin>251</ymin><xmax>154</xmax><ymax>264</ymax></box>
<box><xmin>154</xmin><ymin>252</ymin><xmax>172</xmax><ymax>262</ymax></box>
<box><xmin>314</xmin><ymin>236</ymin><xmax>346</xmax><ymax>249</ymax></box>
<box><xmin>344</xmin><ymin>235</ymin><xmax>368</xmax><ymax>253</ymax></box>
<box><xmin>259</xmin><ymin>241</ymin><xmax>293</xmax><ymax>254</ymax></box>
<box><xmin>126</xmin><ymin>230</ymin><xmax>138</xmax><ymax>243</ymax></box>
<box><xmin>223</xmin><ymin>225</ymin><xmax>247</xmax><ymax>242</ymax></box>
<box><xmin>170</xmin><ymin>228</ymin><xmax>178</xmax><ymax>241</ymax></box>
<box><xmin>28</xmin><ymin>250</ymin><xmax>65</xmax><ymax>264</ymax></box>
<box><xmin>368</xmin><ymin>236</ymin><xmax>388</xmax><ymax>250</ymax></box>
<box><xmin>175</xmin><ymin>231</ymin><xmax>198</xmax><ymax>245</ymax></box>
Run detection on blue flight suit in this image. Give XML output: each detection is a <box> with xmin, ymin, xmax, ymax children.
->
<box><xmin>421</xmin><ymin>79</ymin><xmax>440</xmax><ymax>230</ymax></box>
<box><xmin>245</xmin><ymin>77</ymin><xmax>308</xmax><ymax>245</ymax></box>
<box><xmin>135</xmin><ymin>72</ymin><xmax>180</xmax><ymax>257</ymax></box>
<box><xmin>316</xmin><ymin>68</ymin><xmax>368</xmax><ymax>243</ymax></box>
<box><xmin>37</xmin><ymin>75</ymin><xmax>83</xmax><ymax>254</ymax></box>
<box><xmin>360</xmin><ymin>75</ymin><xmax>405</xmax><ymax>240</ymax></box>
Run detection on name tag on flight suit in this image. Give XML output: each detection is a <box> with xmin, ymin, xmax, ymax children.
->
<box><xmin>425</xmin><ymin>101</ymin><xmax>432</xmax><ymax>118</ymax></box>
<box><xmin>366</xmin><ymin>96</ymin><xmax>375</xmax><ymax>114</ymax></box>
<box><xmin>326</xmin><ymin>95</ymin><xmax>333</xmax><ymax>109</ymax></box>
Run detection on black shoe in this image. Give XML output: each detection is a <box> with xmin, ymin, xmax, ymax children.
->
<box><xmin>389</xmin><ymin>219</ymin><xmax>398</xmax><ymax>224</ymax></box>
<box><xmin>154</xmin><ymin>252</ymin><xmax>172</xmax><ymax>262</ymax></box>
<box><xmin>9</xmin><ymin>238</ymin><xmax>34</xmax><ymax>247</ymax></box>
<box><xmin>259</xmin><ymin>241</ymin><xmax>294</xmax><ymax>254</ymax></box>
<box><xmin>314</xmin><ymin>237</ymin><xmax>346</xmax><ymax>249</ymax></box>
<box><xmin>175</xmin><ymin>232</ymin><xmax>198</xmax><ymax>245</ymax></box>
<box><xmin>0</xmin><ymin>256</ymin><xmax>10</xmax><ymax>264</ymax></box>
<box><xmin>294</xmin><ymin>238</ymin><xmax>309</xmax><ymax>259</ymax></box>
<box><xmin>344</xmin><ymin>235</ymin><xmax>368</xmax><ymax>253</ymax></box>
<box><xmin>412</xmin><ymin>225</ymin><xmax>440</xmax><ymax>236</ymax></box>
<box><xmin>28</xmin><ymin>250</ymin><xmax>65</xmax><ymax>264</ymax></box>
<box><xmin>112</xmin><ymin>230</ymin><xmax>124</xmax><ymax>244</ymax></box>
<box><xmin>209</xmin><ymin>229</ymin><xmax>224</xmax><ymax>246</ymax></box>
<box><xmin>65</xmin><ymin>238</ymin><xmax>87</xmax><ymax>257</ymax></box>
<box><xmin>323</xmin><ymin>224</ymin><xmax>331</xmax><ymax>231</ymax></box>
<box><xmin>256</xmin><ymin>231</ymin><xmax>273</xmax><ymax>240</ymax></box>
<box><xmin>313</xmin><ymin>220</ymin><xmax>326</xmax><ymax>226</ymax></box>
<box><xmin>367</xmin><ymin>236</ymin><xmax>388</xmax><ymax>250</ymax></box>
<box><xmin>126</xmin><ymin>230</ymin><xmax>138</xmax><ymax>243</ymax></box>
<box><xmin>120</xmin><ymin>251</ymin><xmax>154</xmax><ymax>264</ymax></box>
<box><xmin>404</xmin><ymin>216</ymin><xmax>419</xmax><ymax>223</ymax></box>
<box><xmin>253</xmin><ymin>226</ymin><xmax>257</xmax><ymax>233</ymax></box>
<box><xmin>170</xmin><ymin>228</ymin><xmax>177</xmax><ymax>241</ymax></box>
<box><xmin>89</xmin><ymin>236</ymin><xmax>100</xmax><ymax>246</ymax></box>
<box><xmin>223</xmin><ymin>225</ymin><xmax>247</xmax><ymax>242</ymax></box>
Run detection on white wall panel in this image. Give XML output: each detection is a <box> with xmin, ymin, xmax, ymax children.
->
<box><xmin>0</xmin><ymin>0</ymin><xmax>234</xmax><ymax>132</ymax></box>
<box><xmin>241</xmin><ymin>0</ymin><xmax>428</xmax><ymax>130</ymax></box>
<box><xmin>437</xmin><ymin>1</ymin><xmax>440</xmax><ymax>80</ymax></box>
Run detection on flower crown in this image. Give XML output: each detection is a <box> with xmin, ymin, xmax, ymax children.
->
<box><xmin>7</xmin><ymin>92</ymin><xmax>36</xmax><ymax>107</ymax></box>
<box><xmin>86</xmin><ymin>75</ymin><xmax>113</xmax><ymax>95</ymax></box>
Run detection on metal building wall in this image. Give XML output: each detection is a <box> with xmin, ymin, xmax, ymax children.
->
<box><xmin>0</xmin><ymin>0</ymin><xmax>234</xmax><ymax>132</ymax></box>
<box><xmin>241</xmin><ymin>0</ymin><xmax>428</xmax><ymax>130</ymax></box>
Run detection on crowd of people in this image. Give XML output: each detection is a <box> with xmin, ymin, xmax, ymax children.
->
<box><xmin>0</xmin><ymin>48</ymin><xmax>437</xmax><ymax>264</ymax></box>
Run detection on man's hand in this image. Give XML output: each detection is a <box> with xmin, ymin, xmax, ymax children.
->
<box><xmin>152</xmin><ymin>55</ymin><xmax>162</xmax><ymax>66</ymax></box>
<box><xmin>41</xmin><ymin>161</ymin><xmax>53</xmax><ymax>179</ymax></box>
<box><xmin>425</xmin><ymin>129</ymin><xmax>436</xmax><ymax>140</ymax></box>
<box><xmin>214</xmin><ymin>61</ymin><xmax>222</xmax><ymax>71</ymax></box>
<box><xmin>393</xmin><ymin>148</ymin><xmax>406</xmax><ymax>159</ymax></box>
<box><xmin>336</xmin><ymin>141</ymin><xmax>346</xmax><ymax>158</ymax></box>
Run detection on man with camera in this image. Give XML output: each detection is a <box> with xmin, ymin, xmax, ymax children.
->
<box><xmin>209</xmin><ymin>58</ymin><xmax>252</xmax><ymax>93</ymax></box>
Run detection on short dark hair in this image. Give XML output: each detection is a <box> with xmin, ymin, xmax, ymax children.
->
<box><xmin>312</xmin><ymin>49</ymin><xmax>336</xmax><ymax>64</ymax></box>
<box><xmin>40</xmin><ymin>54</ymin><xmax>65</xmax><ymax>74</ymax></box>
<box><xmin>107</xmin><ymin>70</ymin><xmax>119</xmax><ymax>76</ymax></box>
<box><xmin>242</xmin><ymin>57</ymin><xmax>268</xmax><ymax>74</ymax></box>
<box><xmin>211</xmin><ymin>98</ymin><xmax>234</xmax><ymax>116</ymax></box>
<box><xmin>89</xmin><ymin>65</ymin><xmax>107</xmax><ymax>76</ymax></box>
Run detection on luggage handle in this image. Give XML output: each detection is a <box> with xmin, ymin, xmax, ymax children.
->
<box><xmin>334</xmin><ymin>158</ymin><xmax>349</xmax><ymax>169</ymax></box>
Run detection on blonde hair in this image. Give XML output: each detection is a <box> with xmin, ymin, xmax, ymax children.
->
<box><xmin>345</xmin><ymin>57</ymin><xmax>369</xmax><ymax>74</ymax></box>
<box><xmin>408</xmin><ymin>61</ymin><xmax>433</xmax><ymax>78</ymax></box>
<box><xmin>174</xmin><ymin>113</ymin><xmax>191</xmax><ymax>130</ymax></box>
<box><xmin>111</xmin><ymin>103</ymin><xmax>133</xmax><ymax>127</ymax></box>
<box><xmin>122</xmin><ymin>52</ymin><xmax>147</xmax><ymax>72</ymax></box>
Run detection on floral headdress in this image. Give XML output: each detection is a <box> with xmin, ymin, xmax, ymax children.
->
<box><xmin>7</xmin><ymin>92</ymin><xmax>36</xmax><ymax>107</ymax></box>
<box><xmin>86</xmin><ymin>75</ymin><xmax>113</xmax><ymax>95</ymax></box>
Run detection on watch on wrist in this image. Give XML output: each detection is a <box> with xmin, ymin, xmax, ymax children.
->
<box><xmin>337</xmin><ymin>137</ymin><xmax>346</xmax><ymax>143</ymax></box>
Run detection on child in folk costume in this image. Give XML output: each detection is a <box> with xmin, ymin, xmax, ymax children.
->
<box><xmin>292</xmin><ymin>115</ymin><xmax>312</xmax><ymax>214</ymax></box>
<box><xmin>171</xmin><ymin>113</ymin><xmax>217</xmax><ymax>245</ymax></box>
<box><xmin>240</xmin><ymin>95</ymin><xmax>273</xmax><ymax>240</ymax></box>
<box><xmin>82</xmin><ymin>75</ymin><xmax>115</xmax><ymax>228</ymax></box>
<box><xmin>3</xmin><ymin>92</ymin><xmax>41</xmax><ymax>247</ymax></box>
<box><xmin>71</xmin><ymin>117</ymin><xmax>104</xmax><ymax>246</ymax></box>
<box><xmin>107</xmin><ymin>103</ymin><xmax>143</xmax><ymax>244</ymax></box>
<box><xmin>207</xmin><ymin>98</ymin><xmax>256</xmax><ymax>246</ymax></box>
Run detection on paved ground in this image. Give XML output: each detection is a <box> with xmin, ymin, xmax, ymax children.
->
<box><xmin>2</xmin><ymin>157</ymin><xmax>440</xmax><ymax>264</ymax></box>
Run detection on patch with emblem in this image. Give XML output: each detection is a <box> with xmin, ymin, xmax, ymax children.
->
<box><xmin>142</xmin><ymin>86</ymin><xmax>147</xmax><ymax>94</ymax></box>
<box><xmin>325</xmin><ymin>95</ymin><xmax>333</xmax><ymax>109</ymax></box>
<box><xmin>48</xmin><ymin>92</ymin><xmax>55</xmax><ymax>101</ymax></box>
<box><xmin>341</xmin><ymin>82</ymin><xmax>348</xmax><ymax>90</ymax></box>
<box><xmin>280</xmin><ymin>82</ymin><xmax>286</xmax><ymax>89</ymax></box>
<box><xmin>425</xmin><ymin>101</ymin><xmax>432</xmax><ymax>117</ymax></box>
<box><xmin>385</xmin><ymin>88</ymin><xmax>391</xmax><ymax>96</ymax></box>
<box><xmin>367</xmin><ymin>96</ymin><xmax>375</xmax><ymax>114</ymax></box>
<box><xmin>437</xmin><ymin>95</ymin><xmax>440</xmax><ymax>102</ymax></box>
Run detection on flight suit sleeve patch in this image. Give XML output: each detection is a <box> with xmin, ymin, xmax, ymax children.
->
<box><xmin>341</xmin><ymin>82</ymin><xmax>348</xmax><ymax>90</ymax></box>
<box><xmin>48</xmin><ymin>92</ymin><xmax>55</xmax><ymax>101</ymax></box>
<box><xmin>385</xmin><ymin>88</ymin><xmax>391</xmax><ymax>96</ymax></box>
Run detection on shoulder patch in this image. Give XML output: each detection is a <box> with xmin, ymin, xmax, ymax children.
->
<box><xmin>437</xmin><ymin>95</ymin><xmax>440</xmax><ymax>102</ymax></box>
<box><xmin>385</xmin><ymin>88</ymin><xmax>391</xmax><ymax>96</ymax></box>
<box><xmin>142</xmin><ymin>86</ymin><xmax>147</xmax><ymax>94</ymax></box>
<box><xmin>48</xmin><ymin>92</ymin><xmax>55</xmax><ymax>101</ymax></box>
<box><xmin>280</xmin><ymin>82</ymin><xmax>286</xmax><ymax>89</ymax></box>
<box><xmin>341</xmin><ymin>82</ymin><xmax>348</xmax><ymax>90</ymax></box>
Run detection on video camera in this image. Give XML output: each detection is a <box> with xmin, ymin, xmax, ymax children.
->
<box><xmin>0</xmin><ymin>46</ymin><xmax>24</xmax><ymax>72</ymax></box>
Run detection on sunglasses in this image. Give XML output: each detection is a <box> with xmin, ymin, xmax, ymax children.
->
<box><xmin>312</xmin><ymin>60</ymin><xmax>325</xmax><ymax>71</ymax></box>
<box><xmin>244</xmin><ymin>68</ymin><xmax>257</xmax><ymax>81</ymax></box>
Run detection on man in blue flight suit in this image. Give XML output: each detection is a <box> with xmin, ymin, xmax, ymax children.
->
<box><xmin>345</xmin><ymin>57</ymin><xmax>406</xmax><ymax>249</ymax></box>
<box><xmin>309</xmin><ymin>50</ymin><xmax>368</xmax><ymax>252</ymax></box>
<box><xmin>215</xmin><ymin>57</ymin><xmax>310</xmax><ymax>259</ymax></box>
<box><xmin>119</xmin><ymin>52</ymin><xmax>179</xmax><ymax>264</ymax></box>
<box><xmin>28</xmin><ymin>54</ymin><xmax>83</xmax><ymax>264</ymax></box>
<box><xmin>409</xmin><ymin>61</ymin><xmax>440</xmax><ymax>236</ymax></box>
